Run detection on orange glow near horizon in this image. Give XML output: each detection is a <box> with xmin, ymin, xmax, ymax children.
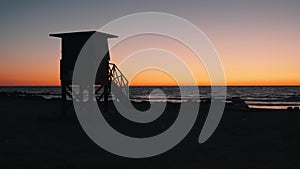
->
<box><xmin>0</xmin><ymin>69</ymin><xmax>60</xmax><ymax>86</ymax></box>
<box><xmin>1</xmin><ymin>30</ymin><xmax>299</xmax><ymax>86</ymax></box>
<box><xmin>130</xmin><ymin>69</ymin><xmax>179</xmax><ymax>86</ymax></box>
<box><xmin>0</xmin><ymin>47</ymin><xmax>61</xmax><ymax>86</ymax></box>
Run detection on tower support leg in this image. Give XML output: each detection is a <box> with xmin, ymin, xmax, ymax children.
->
<box><xmin>61</xmin><ymin>82</ymin><xmax>67</xmax><ymax>118</ymax></box>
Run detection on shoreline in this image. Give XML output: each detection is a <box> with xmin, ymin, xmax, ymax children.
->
<box><xmin>2</xmin><ymin>91</ymin><xmax>300</xmax><ymax>111</ymax></box>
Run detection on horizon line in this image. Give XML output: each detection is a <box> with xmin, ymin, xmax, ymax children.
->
<box><xmin>1</xmin><ymin>85</ymin><xmax>300</xmax><ymax>87</ymax></box>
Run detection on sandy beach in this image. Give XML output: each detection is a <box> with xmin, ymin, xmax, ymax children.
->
<box><xmin>1</xmin><ymin>95</ymin><xmax>300</xmax><ymax>169</ymax></box>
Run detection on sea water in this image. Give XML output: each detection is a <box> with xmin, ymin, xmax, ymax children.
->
<box><xmin>0</xmin><ymin>86</ymin><xmax>300</xmax><ymax>109</ymax></box>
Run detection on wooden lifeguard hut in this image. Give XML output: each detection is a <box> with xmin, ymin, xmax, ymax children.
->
<box><xmin>50</xmin><ymin>31</ymin><xmax>128</xmax><ymax>115</ymax></box>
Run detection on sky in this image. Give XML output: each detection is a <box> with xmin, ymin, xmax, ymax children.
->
<box><xmin>0</xmin><ymin>0</ymin><xmax>299</xmax><ymax>86</ymax></box>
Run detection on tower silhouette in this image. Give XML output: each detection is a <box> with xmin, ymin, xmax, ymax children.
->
<box><xmin>50</xmin><ymin>31</ymin><xmax>128</xmax><ymax>115</ymax></box>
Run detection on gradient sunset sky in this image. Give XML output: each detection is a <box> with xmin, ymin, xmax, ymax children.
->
<box><xmin>0</xmin><ymin>0</ymin><xmax>299</xmax><ymax>86</ymax></box>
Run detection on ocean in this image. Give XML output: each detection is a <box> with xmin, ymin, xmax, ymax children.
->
<box><xmin>1</xmin><ymin>86</ymin><xmax>300</xmax><ymax>109</ymax></box>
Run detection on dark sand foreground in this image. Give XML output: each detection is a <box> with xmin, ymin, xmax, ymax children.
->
<box><xmin>1</xmin><ymin>95</ymin><xmax>300</xmax><ymax>169</ymax></box>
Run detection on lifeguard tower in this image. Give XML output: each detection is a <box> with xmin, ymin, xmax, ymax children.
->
<box><xmin>50</xmin><ymin>31</ymin><xmax>128</xmax><ymax>115</ymax></box>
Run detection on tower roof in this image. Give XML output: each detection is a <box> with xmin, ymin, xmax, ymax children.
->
<box><xmin>49</xmin><ymin>31</ymin><xmax>118</xmax><ymax>39</ymax></box>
